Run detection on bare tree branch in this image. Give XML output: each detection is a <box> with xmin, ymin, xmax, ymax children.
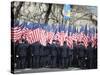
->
<box><xmin>44</xmin><ymin>4</ymin><xmax>52</xmax><ymax>24</ymax></box>
<box><xmin>14</xmin><ymin>2</ymin><xmax>24</xmax><ymax>19</ymax></box>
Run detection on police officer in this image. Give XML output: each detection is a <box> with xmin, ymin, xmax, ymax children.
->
<box><xmin>14</xmin><ymin>40</ymin><xmax>20</xmax><ymax>69</ymax></box>
<box><xmin>44</xmin><ymin>43</ymin><xmax>51</xmax><ymax>68</ymax></box>
<box><xmin>40</xmin><ymin>43</ymin><xmax>49</xmax><ymax>68</ymax></box>
<box><xmin>87</xmin><ymin>42</ymin><xmax>94</xmax><ymax>69</ymax></box>
<box><xmin>50</xmin><ymin>40</ymin><xmax>57</xmax><ymax>68</ymax></box>
<box><xmin>68</xmin><ymin>45</ymin><xmax>73</xmax><ymax>67</ymax></box>
<box><xmin>39</xmin><ymin>43</ymin><xmax>45</xmax><ymax>68</ymax></box>
<box><xmin>72</xmin><ymin>41</ymin><xmax>78</xmax><ymax>67</ymax></box>
<box><xmin>32</xmin><ymin>41</ymin><xmax>41</xmax><ymax>68</ymax></box>
<box><xmin>27</xmin><ymin>43</ymin><xmax>34</xmax><ymax>68</ymax></box>
<box><xmin>93</xmin><ymin>45</ymin><xmax>97</xmax><ymax>68</ymax></box>
<box><xmin>11</xmin><ymin>40</ymin><xmax>16</xmax><ymax>70</ymax></box>
<box><xmin>56</xmin><ymin>41</ymin><xmax>62</xmax><ymax>68</ymax></box>
<box><xmin>16</xmin><ymin>39</ymin><xmax>29</xmax><ymax>69</ymax></box>
<box><xmin>77</xmin><ymin>41</ymin><xmax>85</xmax><ymax>69</ymax></box>
<box><xmin>61</xmin><ymin>41</ymin><xmax>69</xmax><ymax>68</ymax></box>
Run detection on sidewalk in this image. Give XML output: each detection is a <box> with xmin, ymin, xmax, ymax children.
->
<box><xmin>14</xmin><ymin>67</ymin><xmax>80</xmax><ymax>74</ymax></box>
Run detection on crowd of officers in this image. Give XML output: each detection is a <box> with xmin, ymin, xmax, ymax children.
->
<box><xmin>11</xmin><ymin>39</ymin><xmax>97</xmax><ymax>70</ymax></box>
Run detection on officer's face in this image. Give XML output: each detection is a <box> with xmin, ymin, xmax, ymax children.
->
<box><xmin>19</xmin><ymin>40</ymin><xmax>22</xmax><ymax>43</ymax></box>
<box><xmin>53</xmin><ymin>42</ymin><xmax>56</xmax><ymax>44</ymax></box>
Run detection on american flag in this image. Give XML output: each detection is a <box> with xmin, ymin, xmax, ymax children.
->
<box><xmin>65</xmin><ymin>36</ymin><xmax>73</xmax><ymax>48</ymax></box>
<box><xmin>71</xmin><ymin>33</ymin><xmax>78</xmax><ymax>42</ymax></box>
<box><xmin>11</xmin><ymin>26</ymin><xmax>23</xmax><ymax>42</ymax></box>
<box><xmin>45</xmin><ymin>31</ymin><xmax>54</xmax><ymax>44</ymax></box>
<box><xmin>82</xmin><ymin>33</ymin><xmax>88</xmax><ymax>47</ymax></box>
<box><xmin>11</xmin><ymin>25</ymin><xmax>97</xmax><ymax>48</ymax></box>
<box><xmin>91</xmin><ymin>34</ymin><xmax>97</xmax><ymax>47</ymax></box>
<box><xmin>56</xmin><ymin>32</ymin><xmax>66</xmax><ymax>46</ymax></box>
<box><xmin>25</xmin><ymin>28</ymin><xmax>41</xmax><ymax>44</ymax></box>
<box><xmin>39</xmin><ymin>28</ymin><xmax>46</xmax><ymax>46</ymax></box>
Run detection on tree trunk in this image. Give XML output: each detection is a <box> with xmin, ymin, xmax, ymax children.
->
<box><xmin>44</xmin><ymin>4</ymin><xmax>52</xmax><ymax>24</ymax></box>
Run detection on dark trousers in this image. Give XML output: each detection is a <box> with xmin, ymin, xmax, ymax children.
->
<box><xmin>27</xmin><ymin>56</ymin><xmax>32</xmax><ymax>68</ymax></box>
<box><xmin>57</xmin><ymin>56</ymin><xmax>62</xmax><ymax>68</ymax></box>
<box><xmin>50</xmin><ymin>56</ymin><xmax>57</xmax><ymax>68</ymax></box>
<box><xmin>16</xmin><ymin>56</ymin><xmax>27</xmax><ymax>69</ymax></box>
<box><xmin>61</xmin><ymin>57</ymin><xmax>68</xmax><ymax>68</ymax></box>
<box><xmin>68</xmin><ymin>55</ymin><xmax>73</xmax><ymax>67</ymax></box>
<box><xmin>32</xmin><ymin>55</ymin><xmax>40</xmax><ymax>68</ymax></box>
<box><xmin>78</xmin><ymin>57</ymin><xmax>85</xmax><ymax>69</ymax></box>
<box><xmin>93</xmin><ymin>57</ymin><xmax>97</xmax><ymax>68</ymax></box>
<box><xmin>87</xmin><ymin>57</ymin><xmax>93</xmax><ymax>69</ymax></box>
<box><xmin>40</xmin><ymin>55</ymin><xmax>51</xmax><ymax>68</ymax></box>
<box><xmin>45</xmin><ymin>55</ymin><xmax>51</xmax><ymax>67</ymax></box>
<box><xmin>40</xmin><ymin>56</ymin><xmax>45</xmax><ymax>67</ymax></box>
<box><xmin>72</xmin><ymin>56</ymin><xmax>78</xmax><ymax>67</ymax></box>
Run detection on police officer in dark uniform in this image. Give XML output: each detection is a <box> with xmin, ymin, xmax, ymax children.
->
<box><xmin>44</xmin><ymin>43</ymin><xmax>51</xmax><ymax>68</ymax></box>
<box><xmin>93</xmin><ymin>44</ymin><xmax>97</xmax><ymax>68</ymax></box>
<box><xmin>68</xmin><ymin>45</ymin><xmax>73</xmax><ymax>67</ymax></box>
<box><xmin>50</xmin><ymin>40</ymin><xmax>57</xmax><ymax>68</ymax></box>
<box><xmin>61</xmin><ymin>41</ymin><xmax>69</xmax><ymax>68</ymax></box>
<box><xmin>39</xmin><ymin>44</ymin><xmax>45</xmax><ymax>67</ymax></box>
<box><xmin>72</xmin><ymin>41</ymin><xmax>78</xmax><ymax>67</ymax></box>
<box><xmin>22</xmin><ymin>36</ymin><xmax>30</xmax><ymax>69</ymax></box>
<box><xmin>27</xmin><ymin>43</ymin><xmax>34</xmax><ymax>68</ymax></box>
<box><xmin>56</xmin><ymin>41</ymin><xmax>62</xmax><ymax>68</ymax></box>
<box><xmin>11</xmin><ymin>40</ymin><xmax>16</xmax><ymax>70</ymax></box>
<box><xmin>77</xmin><ymin>41</ymin><xmax>85</xmax><ymax>69</ymax></box>
<box><xmin>14</xmin><ymin>40</ymin><xmax>19</xmax><ymax>69</ymax></box>
<box><xmin>87</xmin><ymin>42</ymin><xmax>94</xmax><ymax>69</ymax></box>
<box><xmin>32</xmin><ymin>41</ymin><xmax>41</xmax><ymax>68</ymax></box>
<box><xmin>16</xmin><ymin>39</ymin><xmax>29</xmax><ymax>69</ymax></box>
